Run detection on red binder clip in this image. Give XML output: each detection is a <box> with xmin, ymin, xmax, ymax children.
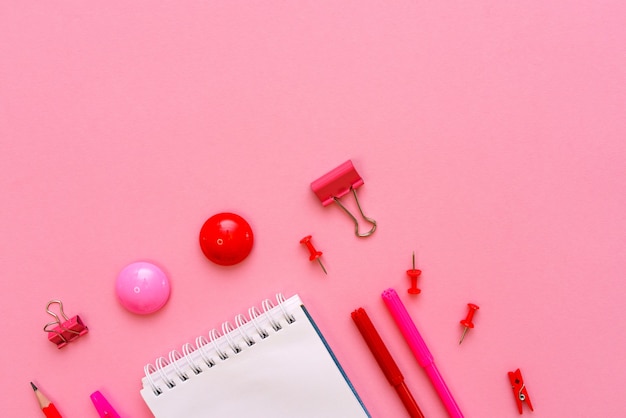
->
<box><xmin>311</xmin><ymin>160</ymin><xmax>377</xmax><ymax>238</ymax></box>
<box><xmin>43</xmin><ymin>300</ymin><xmax>89</xmax><ymax>348</ymax></box>
<box><xmin>508</xmin><ymin>368</ymin><xmax>533</xmax><ymax>414</ymax></box>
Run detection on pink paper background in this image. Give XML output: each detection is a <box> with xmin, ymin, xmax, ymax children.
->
<box><xmin>2</xmin><ymin>2</ymin><xmax>625</xmax><ymax>417</ymax></box>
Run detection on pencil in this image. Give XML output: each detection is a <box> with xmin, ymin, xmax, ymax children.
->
<box><xmin>31</xmin><ymin>382</ymin><xmax>63</xmax><ymax>418</ymax></box>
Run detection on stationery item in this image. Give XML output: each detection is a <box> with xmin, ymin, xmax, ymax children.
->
<box><xmin>140</xmin><ymin>293</ymin><xmax>370</xmax><ymax>418</ymax></box>
<box><xmin>406</xmin><ymin>252</ymin><xmax>422</xmax><ymax>295</ymax></box>
<box><xmin>31</xmin><ymin>382</ymin><xmax>62</xmax><ymax>418</ymax></box>
<box><xmin>311</xmin><ymin>160</ymin><xmax>377</xmax><ymax>238</ymax></box>
<box><xmin>508</xmin><ymin>368</ymin><xmax>534</xmax><ymax>414</ymax></box>
<box><xmin>199</xmin><ymin>212</ymin><xmax>254</xmax><ymax>266</ymax></box>
<box><xmin>382</xmin><ymin>288</ymin><xmax>464</xmax><ymax>418</ymax></box>
<box><xmin>116</xmin><ymin>262</ymin><xmax>171</xmax><ymax>314</ymax></box>
<box><xmin>300</xmin><ymin>235</ymin><xmax>327</xmax><ymax>274</ymax></box>
<box><xmin>459</xmin><ymin>303</ymin><xmax>479</xmax><ymax>345</ymax></box>
<box><xmin>90</xmin><ymin>390</ymin><xmax>121</xmax><ymax>418</ymax></box>
<box><xmin>43</xmin><ymin>300</ymin><xmax>88</xmax><ymax>348</ymax></box>
<box><xmin>351</xmin><ymin>308</ymin><xmax>424</xmax><ymax>418</ymax></box>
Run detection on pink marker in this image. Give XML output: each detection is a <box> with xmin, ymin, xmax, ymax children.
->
<box><xmin>90</xmin><ymin>391</ymin><xmax>121</xmax><ymax>418</ymax></box>
<box><xmin>382</xmin><ymin>288</ymin><xmax>463</xmax><ymax>418</ymax></box>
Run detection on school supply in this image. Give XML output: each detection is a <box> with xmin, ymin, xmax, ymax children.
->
<box><xmin>406</xmin><ymin>252</ymin><xmax>422</xmax><ymax>295</ymax></box>
<box><xmin>90</xmin><ymin>391</ymin><xmax>121</xmax><ymax>418</ymax></box>
<box><xmin>352</xmin><ymin>308</ymin><xmax>424</xmax><ymax>418</ymax></box>
<box><xmin>300</xmin><ymin>235</ymin><xmax>327</xmax><ymax>274</ymax></box>
<box><xmin>459</xmin><ymin>303</ymin><xmax>479</xmax><ymax>345</ymax></box>
<box><xmin>140</xmin><ymin>293</ymin><xmax>370</xmax><ymax>418</ymax></box>
<box><xmin>382</xmin><ymin>288</ymin><xmax>464</xmax><ymax>418</ymax></box>
<box><xmin>311</xmin><ymin>160</ymin><xmax>377</xmax><ymax>238</ymax></box>
<box><xmin>43</xmin><ymin>300</ymin><xmax>88</xmax><ymax>348</ymax></box>
<box><xmin>31</xmin><ymin>382</ymin><xmax>62</xmax><ymax>418</ymax></box>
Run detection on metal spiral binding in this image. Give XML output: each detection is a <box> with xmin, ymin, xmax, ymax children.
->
<box><xmin>144</xmin><ymin>293</ymin><xmax>295</xmax><ymax>396</ymax></box>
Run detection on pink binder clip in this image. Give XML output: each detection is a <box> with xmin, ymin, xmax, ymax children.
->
<box><xmin>43</xmin><ymin>300</ymin><xmax>89</xmax><ymax>348</ymax></box>
<box><xmin>311</xmin><ymin>160</ymin><xmax>377</xmax><ymax>238</ymax></box>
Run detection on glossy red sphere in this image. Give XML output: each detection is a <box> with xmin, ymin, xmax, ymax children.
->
<box><xmin>199</xmin><ymin>212</ymin><xmax>254</xmax><ymax>266</ymax></box>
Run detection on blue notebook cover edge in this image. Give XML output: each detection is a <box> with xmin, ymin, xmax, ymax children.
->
<box><xmin>300</xmin><ymin>304</ymin><xmax>372</xmax><ymax>417</ymax></box>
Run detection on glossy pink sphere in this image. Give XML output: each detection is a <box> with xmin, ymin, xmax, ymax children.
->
<box><xmin>115</xmin><ymin>262</ymin><xmax>170</xmax><ymax>314</ymax></box>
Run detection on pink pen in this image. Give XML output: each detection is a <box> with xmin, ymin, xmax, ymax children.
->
<box><xmin>382</xmin><ymin>288</ymin><xmax>463</xmax><ymax>418</ymax></box>
<box><xmin>90</xmin><ymin>391</ymin><xmax>121</xmax><ymax>418</ymax></box>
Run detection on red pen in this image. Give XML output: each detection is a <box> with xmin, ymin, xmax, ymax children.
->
<box><xmin>351</xmin><ymin>308</ymin><xmax>424</xmax><ymax>418</ymax></box>
<box><xmin>31</xmin><ymin>382</ymin><xmax>63</xmax><ymax>418</ymax></box>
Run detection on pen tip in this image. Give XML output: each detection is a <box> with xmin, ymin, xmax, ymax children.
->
<box><xmin>30</xmin><ymin>382</ymin><xmax>37</xmax><ymax>391</ymax></box>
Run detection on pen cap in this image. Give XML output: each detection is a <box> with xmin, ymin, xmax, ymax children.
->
<box><xmin>90</xmin><ymin>391</ymin><xmax>121</xmax><ymax>418</ymax></box>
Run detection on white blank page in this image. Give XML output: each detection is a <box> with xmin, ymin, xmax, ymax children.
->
<box><xmin>140</xmin><ymin>294</ymin><xmax>370</xmax><ymax>418</ymax></box>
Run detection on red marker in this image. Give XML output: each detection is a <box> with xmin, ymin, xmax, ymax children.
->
<box><xmin>351</xmin><ymin>308</ymin><xmax>424</xmax><ymax>418</ymax></box>
<box><xmin>31</xmin><ymin>382</ymin><xmax>62</xmax><ymax>418</ymax></box>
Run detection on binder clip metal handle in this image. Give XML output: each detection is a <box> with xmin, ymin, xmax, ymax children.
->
<box><xmin>43</xmin><ymin>300</ymin><xmax>89</xmax><ymax>349</ymax></box>
<box><xmin>311</xmin><ymin>160</ymin><xmax>377</xmax><ymax>238</ymax></box>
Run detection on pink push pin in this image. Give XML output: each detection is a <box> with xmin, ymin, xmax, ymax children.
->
<box><xmin>406</xmin><ymin>252</ymin><xmax>422</xmax><ymax>295</ymax></box>
<box><xmin>300</xmin><ymin>235</ymin><xmax>327</xmax><ymax>274</ymax></box>
<box><xmin>311</xmin><ymin>160</ymin><xmax>377</xmax><ymax>238</ymax></box>
<box><xmin>459</xmin><ymin>303</ymin><xmax>480</xmax><ymax>345</ymax></box>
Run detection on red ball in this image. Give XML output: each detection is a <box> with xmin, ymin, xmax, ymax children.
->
<box><xmin>199</xmin><ymin>212</ymin><xmax>254</xmax><ymax>266</ymax></box>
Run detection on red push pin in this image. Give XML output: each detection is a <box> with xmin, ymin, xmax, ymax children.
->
<box><xmin>300</xmin><ymin>235</ymin><xmax>327</xmax><ymax>274</ymax></box>
<box><xmin>459</xmin><ymin>303</ymin><xmax>479</xmax><ymax>345</ymax></box>
<box><xmin>406</xmin><ymin>252</ymin><xmax>422</xmax><ymax>294</ymax></box>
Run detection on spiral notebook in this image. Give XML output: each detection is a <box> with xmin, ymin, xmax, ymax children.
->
<box><xmin>140</xmin><ymin>294</ymin><xmax>370</xmax><ymax>418</ymax></box>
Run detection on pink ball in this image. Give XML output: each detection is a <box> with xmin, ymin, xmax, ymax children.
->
<box><xmin>115</xmin><ymin>261</ymin><xmax>171</xmax><ymax>314</ymax></box>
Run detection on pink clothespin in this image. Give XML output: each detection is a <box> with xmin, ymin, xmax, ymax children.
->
<box><xmin>311</xmin><ymin>160</ymin><xmax>377</xmax><ymax>238</ymax></box>
<box><xmin>43</xmin><ymin>300</ymin><xmax>88</xmax><ymax>348</ymax></box>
